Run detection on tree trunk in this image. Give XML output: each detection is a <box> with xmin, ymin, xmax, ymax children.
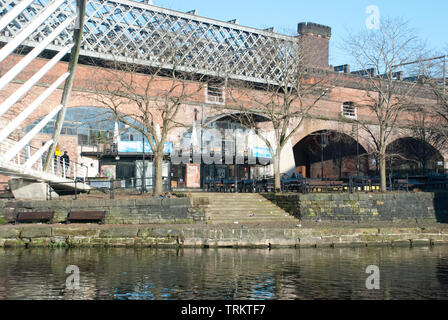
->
<box><xmin>154</xmin><ymin>153</ymin><xmax>164</xmax><ymax>196</ymax></box>
<box><xmin>273</xmin><ymin>153</ymin><xmax>282</xmax><ymax>193</ymax></box>
<box><xmin>379</xmin><ymin>152</ymin><xmax>387</xmax><ymax>192</ymax></box>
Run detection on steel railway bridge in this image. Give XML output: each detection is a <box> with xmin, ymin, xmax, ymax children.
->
<box><xmin>0</xmin><ymin>0</ymin><xmax>301</xmax><ymax>198</ymax></box>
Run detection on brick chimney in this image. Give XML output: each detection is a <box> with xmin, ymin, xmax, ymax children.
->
<box><xmin>297</xmin><ymin>22</ymin><xmax>332</xmax><ymax>69</ymax></box>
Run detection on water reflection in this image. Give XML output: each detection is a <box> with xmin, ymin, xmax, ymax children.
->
<box><xmin>0</xmin><ymin>247</ymin><xmax>448</xmax><ymax>300</ymax></box>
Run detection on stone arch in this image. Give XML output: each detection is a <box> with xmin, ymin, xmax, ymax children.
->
<box><xmin>293</xmin><ymin>128</ymin><xmax>370</xmax><ymax>179</ymax></box>
<box><xmin>203</xmin><ymin>112</ymin><xmax>271</xmax><ymax>127</ymax></box>
<box><xmin>386</xmin><ymin>136</ymin><xmax>445</xmax><ymax>173</ymax></box>
<box><xmin>25</xmin><ymin>106</ymin><xmax>143</xmax><ymax>137</ymax></box>
<box><xmin>178</xmin><ymin>112</ymin><xmax>271</xmax><ymax>149</ymax></box>
<box><xmin>22</xmin><ymin>103</ymin><xmax>111</xmax><ymax>129</ymax></box>
<box><xmin>290</xmin><ymin>118</ymin><xmax>371</xmax><ymax>155</ymax></box>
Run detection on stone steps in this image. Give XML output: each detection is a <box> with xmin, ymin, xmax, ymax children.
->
<box><xmin>191</xmin><ymin>193</ymin><xmax>298</xmax><ymax>225</ymax></box>
<box><xmin>209</xmin><ymin>213</ymin><xmax>295</xmax><ymax>218</ymax></box>
<box><xmin>209</xmin><ymin>217</ymin><xmax>293</xmax><ymax>221</ymax></box>
<box><xmin>205</xmin><ymin>210</ymin><xmax>291</xmax><ymax>216</ymax></box>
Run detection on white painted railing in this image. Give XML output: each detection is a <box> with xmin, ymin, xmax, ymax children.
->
<box><xmin>0</xmin><ymin>138</ymin><xmax>88</xmax><ymax>181</ymax></box>
<box><xmin>0</xmin><ymin>0</ymin><xmax>88</xmax><ymax>188</ymax></box>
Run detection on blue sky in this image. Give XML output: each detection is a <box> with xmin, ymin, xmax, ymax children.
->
<box><xmin>151</xmin><ymin>0</ymin><xmax>448</xmax><ymax>67</ymax></box>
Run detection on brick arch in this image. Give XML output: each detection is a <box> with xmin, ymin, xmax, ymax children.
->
<box><xmin>384</xmin><ymin>129</ymin><xmax>448</xmax><ymax>168</ymax></box>
<box><xmin>21</xmin><ymin>86</ymin><xmax>142</xmax><ymax>129</ymax></box>
<box><xmin>386</xmin><ymin>136</ymin><xmax>446</xmax><ymax>170</ymax></box>
<box><xmin>202</xmin><ymin>111</ymin><xmax>271</xmax><ymax>127</ymax></box>
<box><xmin>291</xmin><ymin>125</ymin><xmax>371</xmax><ymax>178</ymax></box>
<box><xmin>387</xmin><ymin>136</ymin><xmax>444</xmax><ymax>155</ymax></box>
<box><xmin>290</xmin><ymin>118</ymin><xmax>371</xmax><ymax>153</ymax></box>
<box><xmin>15</xmin><ymin>87</ymin><xmax>101</xmax><ymax>128</ymax></box>
<box><xmin>24</xmin><ymin>104</ymin><xmax>114</xmax><ymax>130</ymax></box>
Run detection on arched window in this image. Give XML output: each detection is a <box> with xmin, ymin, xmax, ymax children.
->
<box><xmin>24</xmin><ymin>107</ymin><xmax>143</xmax><ymax>146</ymax></box>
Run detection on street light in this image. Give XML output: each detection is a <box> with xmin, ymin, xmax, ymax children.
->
<box><xmin>356</xmin><ymin>124</ymin><xmax>360</xmax><ymax>177</ymax></box>
<box><xmin>320</xmin><ymin>131</ymin><xmax>327</xmax><ymax>180</ymax></box>
<box><xmin>142</xmin><ymin>132</ymin><xmax>146</xmax><ymax>194</ymax></box>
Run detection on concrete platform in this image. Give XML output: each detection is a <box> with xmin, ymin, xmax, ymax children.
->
<box><xmin>0</xmin><ymin>162</ymin><xmax>91</xmax><ymax>200</ymax></box>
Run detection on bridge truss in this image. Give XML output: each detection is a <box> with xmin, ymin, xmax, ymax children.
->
<box><xmin>0</xmin><ymin>0</ymin><xmax>299</xmax><ymax>195</ymax></box>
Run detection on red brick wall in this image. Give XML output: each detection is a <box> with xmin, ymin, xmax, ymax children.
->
<box><xmin>32</xmin><ymin>134</ymin><xmax>79</xmax><ymax>164</ymax></box>
<box><xmin>299</xmin><ymin>34</ymin><xmax>330</xmax><ymax>69</ymax></box>
<box><xmin>0</xmin><ymin>174</ymin><xmax>8</xmax><ymax>190</ymax></box>
<box><xmin>0</xmin><ymin>51</ymin><xmax>443</xmax><ymax>179</ymax></box>
<box><xmin>0</xmin><ymin>53</ymin><xmax>436</xmax><ymax>133</ymax></box>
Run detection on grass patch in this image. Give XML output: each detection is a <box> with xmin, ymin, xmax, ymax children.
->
<box><xmin>0</xmin><ymin>217</ymin><xmax>8</xmax><ymax>225</ymax></box>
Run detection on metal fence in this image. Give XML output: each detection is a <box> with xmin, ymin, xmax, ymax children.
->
<box><xmin>205</xmin><ymin>174</ymin><xmax>448</xmax><ymax>194</ymax></box>
<box><xmin>47</xmin><ymin>176</ymin><xmax>171</xmax><ymax>200</ymax></box>
<box><xmin>2</xmin><ymin>173</ymin><xmax>447</xmax><ymax>201</ymax></box>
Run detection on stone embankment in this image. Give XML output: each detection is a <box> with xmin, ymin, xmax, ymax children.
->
<box><xmin>0</xmin><ymin>197</ymin><xmax>205</xmax><ymax>225</ymax></box>
<box><xmin>264</xmin><ymin>192</ymin><xmax>448</xmax><ymax>223</ymax></box>
<box><xmin>1</xmin><ymin>191</ymin><xmax>448</xmax><ymax>249</ymax></box>
<box><xmin>1</xmin><ymin>223</ymin><xmax>448</xmax><ymax>249</ymax></box>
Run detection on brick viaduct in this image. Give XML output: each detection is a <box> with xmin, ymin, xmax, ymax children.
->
<box><xmin>0</xmin><ymin>21</ymin><xmax>446</xmax><ymax>187</ymax></box>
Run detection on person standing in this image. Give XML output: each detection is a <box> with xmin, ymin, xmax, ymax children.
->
<box><xmin>61</xmin><ymin>151</ymin><xmax>70</xmax><ymax>177</ymax></box>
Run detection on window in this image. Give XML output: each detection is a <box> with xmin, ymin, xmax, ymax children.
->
<box><xmin>206</xmin><ymin>84</ymin><xmax>225</xmax><ymax>104</ymax></box>
<box><xmin>342</xmin><ymin>102</ymin><xmax>357</xmax><ymax>119</ymax></box>
<box><xmin>24</xmin><ymin>107</ymin><xmax>144</xmax><ymax>146</ymax></box>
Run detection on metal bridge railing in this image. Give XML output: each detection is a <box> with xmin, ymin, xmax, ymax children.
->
<box><xmin>0</xmin><ymin>136</ymin><xmax>88</xmax><ymax>181</ymax></box>
<box><xmin>0</xmin><ymin>0</ymin><xmax>86</xmax><ymax>185</ymax></box>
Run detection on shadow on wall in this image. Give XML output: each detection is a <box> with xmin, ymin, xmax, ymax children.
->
<box><xmin>434</xmin><ymin>192</ymin><xmax>448</xmax><ymax>223</ymax></box>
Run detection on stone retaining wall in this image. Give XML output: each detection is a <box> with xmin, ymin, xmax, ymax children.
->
<box><xmin>1</xmin><ymin>225</ymin><xmax>448</xmax><ymax>249</ymax></box>
<box><xmin>0</xmin><ymin>198</ymin><xmax>205</xmax><ymax>225</ymax></box>
<box><xmin>264</xmin><ymin>192</ymin><xmax>448</xmax><ymax>223</ymax></box>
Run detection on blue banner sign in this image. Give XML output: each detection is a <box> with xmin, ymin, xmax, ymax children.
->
<box><xmin>252</xmin><ymin>147</ymin><xmax>272</xmax><ymax>159</ymax></box>
<box><xmin>118</xmin><ymin>141</ymin><xmax>173</xmax><ymax>154</ymax></box>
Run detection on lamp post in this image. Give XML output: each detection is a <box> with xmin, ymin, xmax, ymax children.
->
<box><xmin>235</xmin><ymin>133</ymin><xmax>238</xmax><ymax>193</ymax></box>
<box><xmin>356</xmin><ymin>123</ymin><xmax>360</xmax><ymax>177</ymax></box>
<box><xmin>320</xmin><ymin>132</ymin><xmax>327</xmax><ymax>180</ymax></box>
<box><xmin>142</xmin><ymin>132</ymin><xmax>146</xmax><ymax>194</ymax></box>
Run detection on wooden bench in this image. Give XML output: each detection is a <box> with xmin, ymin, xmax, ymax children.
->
<box><xmin>15</xmin><ymin>211</ymin><xmax>54</xmax><ymax>224</ymax></box>
<box><xmin>67</xmin><ymin>211</ymin><xmax>106</xmax><ymax>224</ymax></box>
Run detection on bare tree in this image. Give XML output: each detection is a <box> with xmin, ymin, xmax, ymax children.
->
<box><xmin>433</xmin><ymin>89</ymin><xmax>448</xmax><ymax>144</ymax></box>
<box><xmin>423</xmin><ymin>51</ymin><xmax>448</xmax><ymax>144</ymax></box>
<box><xmin>407</xmin><ymin>106</ymin><xmax>445</xmax><ymax>170</ymax></box>
<box><xmin>226</xmin><ymin>38</ymin><xmax>333</xmax><ymax>191</ymax></box>
<box><xmin>344</xmin><ymin>17</ymin><xmax>427</xmax><ymax>191</ymax></box>
<box><xmin>92</xmin><ymin>45</ymin><xmax>206</xmax><ymax>195</ymax></box>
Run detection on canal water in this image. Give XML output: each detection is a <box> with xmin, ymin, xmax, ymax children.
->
<box><xmin>0</xmin><ymin>246</ymin><xmax>448</xmax><ymax>300</ymax></box>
